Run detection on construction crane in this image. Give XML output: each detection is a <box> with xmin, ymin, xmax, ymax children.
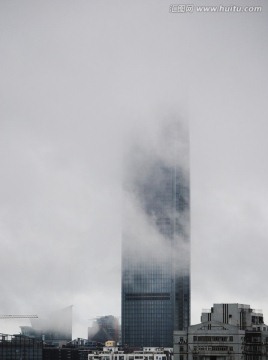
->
<box><xmin>0</xmin><ymin>315</ymin><xmax>38</xmax><ymax>319</ymax></box>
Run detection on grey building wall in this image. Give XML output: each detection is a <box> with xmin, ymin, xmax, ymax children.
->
<box><xmin>201</xmin><ymin>304</ymin><xmax>265</xmax><ymax>330</ymax></box>
<box><xmin>174</xmin><ymin>303</ymin><xmax>268</xmax><ymax>360</ymax></box>
<box><xmin>174</xmin><ymin>322</ymin><xmax>244</xmax><ymax>360</ymax></box>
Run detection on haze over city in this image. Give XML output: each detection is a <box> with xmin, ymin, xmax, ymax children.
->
<box><xmin>0</xmin><ymin>0</ymin><xmax>268</xmax><ymax>340</ymax></box>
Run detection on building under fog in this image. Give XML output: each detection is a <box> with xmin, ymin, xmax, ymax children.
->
<box><xmin>121</xmin><ymin>121</ymin><xmax>190</xmax><ymax>347</ymax></box>
<box><xmin>20</xmin><ymin>306</ymin><xmax>72</xmax><ymax>347</ymax></box>
<box><xmin>174</xmin><ymin>303</ymin><xmax>268</xmax><ymax>360</ymax></box>
<box><xmin>88</xmin><ymin>316</ymin><xmax>119</xmax><ymax>344</ymax></box>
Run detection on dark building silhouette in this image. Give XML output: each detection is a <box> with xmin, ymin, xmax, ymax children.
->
<box><xmin>0</xmin><ymin>333</ymin><xmax>43</xmax><ymax>360</ymax></box>
<box><xmin>88</xmin><ymin>316</ymin><xmax>119</xmax><ymax>344</ymax></box>
<box><xmin>21</xmin><ymin>306</ymin><xmax>72</xmax><ymax>346</ymax></box>
<box><xmin>121</xmin><ymin>121</ymin><xmax>190</xmax><ymax>347</ymax></box>
<box><xmin>43</xmin><ymin>338</ymin><xmax>94</xmax><ymax>360</ymax></box>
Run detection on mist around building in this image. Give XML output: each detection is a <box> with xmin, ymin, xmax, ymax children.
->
<box><xmin>1</xmin><ymin>302</ymin><xmax>268</xmax><ymax>359</ymax></box>
<box><xmin>1</xmin><ymin>122</ymin><xmax>268</xmax><ymax>360</ymax></box>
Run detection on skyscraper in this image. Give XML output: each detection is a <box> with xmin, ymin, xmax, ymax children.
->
<box><xmin>121</xmin><ymin>120</ymin><xmax>190</xmax><ymax>348</ymax></box>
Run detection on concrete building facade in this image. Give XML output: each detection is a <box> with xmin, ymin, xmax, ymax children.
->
<box><xmin>174</xmin><ymin>303</ymin><xmax>268</xmax><ymax>360</ymax></box>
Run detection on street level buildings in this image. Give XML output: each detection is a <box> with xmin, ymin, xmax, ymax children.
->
<box><xmin>174</xmin><ymin>303</ymin><xmax>268</xmax><ymax>360</ymax></box>
<box><xmin>88</xmin><ymin>343</ymin><xmax>172</xmax><ymax>360</ymax></box>
<box><xmin>0</xmin><ymin>333</ymin><xmax>43</xmax><ymax>360</ymax></box>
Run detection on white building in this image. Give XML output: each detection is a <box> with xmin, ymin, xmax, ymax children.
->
<box><xmin>88</xmin><ymin>345</ymin><xmax>170</xmax><ymax>360</ymax></box>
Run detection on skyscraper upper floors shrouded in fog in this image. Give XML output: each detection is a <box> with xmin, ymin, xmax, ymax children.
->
<box><xmin>121</xmin><ymin>120</ymin><xmax>190</xmax><ymax>348</ymax></box>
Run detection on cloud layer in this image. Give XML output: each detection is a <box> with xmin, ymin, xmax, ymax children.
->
<box><xmin>0</xmin><ymin>0</ymin><xmax>268</xmax><ymax>337</ymax></box>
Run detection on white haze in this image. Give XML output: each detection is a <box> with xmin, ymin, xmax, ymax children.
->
<box><xmin>123</xmin><ymin>118</ymin><xmax>190</xmax><ymax>276</ymax></box>
<box><xmin>0</xmin><ymin>0</ymin><xmax>268</xmax><ymax>338</ymax></box>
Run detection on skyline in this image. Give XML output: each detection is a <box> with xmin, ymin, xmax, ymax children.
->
<box><xmin>0</xmin><ymin>0</ymin><xmax>268</xmax><ymax>339</ymax></box>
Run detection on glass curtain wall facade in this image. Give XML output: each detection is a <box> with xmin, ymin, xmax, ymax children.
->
<box><xmin>122</xmin><ymin>123</ymin><xmax>190</xmax><ymax>348</ymax></box>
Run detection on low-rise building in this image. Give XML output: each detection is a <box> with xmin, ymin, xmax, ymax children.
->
<box><xmin>174</xmin><ymin>303</ymin><xmax>268</xmax><ymax>360</ymax></box>
<box><xmin>88</xmin><ymin>344</ymin><xmax>171</xmax><ymax>360</ymax></box>
<box><xmin>0</xmin><ymin>333</ymin><xmax>43</xmax><ymax>360</ymax></box>
<box><xmin>21</xmin><ymin>305</ymin><xmax>72</xmax><ymax>347</ymax></box>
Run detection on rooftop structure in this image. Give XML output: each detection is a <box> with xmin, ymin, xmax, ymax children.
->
<box><xmin>174</xmin><ymin>303</ymin><xmax>268</xmax><ymax>360</ymax></box>
<box><xmin>201</xmin><ymin>303</ymin><xmax>264</xmax><ymax>330</ymax></box>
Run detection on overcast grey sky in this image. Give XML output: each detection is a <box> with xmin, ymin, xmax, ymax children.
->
<box><xmin>0</xmin><ymin>0</ymin><xmax>268</xmax><ymax>338</ymax></box>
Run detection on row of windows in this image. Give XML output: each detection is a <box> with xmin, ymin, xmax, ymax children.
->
<box><xmin>123</xmin><ymin>284</ymin><xmax>172</xmax><ymax>292</ymax></box>
<box><xmin>125</xmin><ymin>293</ymin><xmax>170</xmax><ymax>301</ymax></box>
<box><xmin>124</xmin><ymin>320</ymin><xmax>172</xmax><ymax>324</ymax></box>
<box><xmin>124</xmin><ymin>310</ymin><xmax>172</xmax><ymax>316</ymax></box>
<box><xmin>193</xmin><ymin>336</ymin><xmax>233</xmax><ymax>342</ymax></box>
<box><xmin>123</xmin><ymin>302</ymin><xmax>172</xmax><ymax>309</ymax></box>
<box><xmin>123</xmin><ymin>276</ymin><xmax>173</xmax><ymax>283</ymax></box>
<box><xmin>123</xmin><ymin>269</ymin><xmax>173</xmax><ymax>275</ymax></box>
<box><xmin>89</xmin><ymin>355</ymin><xmax>166</xmax><ymax>360</ymax></box>
<box><xmin>193</xmin><ymin>345</ymin><xmax>233</xmax><ymax>352</ymax></box>
<box><xmin>124</xmin><ymin>331</ymin><xmax>172</xmax><ymax>337</ymax></box>
<box><xmin>124</xmin><ymin>312</ymin><xmax>173</xmax><ymax>319</ymax></box>
<box><xmin>123</xmin><ymin>318</ymin><xmax>172</xmax><ymax>324</ymax></box>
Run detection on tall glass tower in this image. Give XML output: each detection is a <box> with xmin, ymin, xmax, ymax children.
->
<box><xmin>121</xmin><ymin>121</ymin><xmax>190</xmax><ymax>348</ymax></box>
